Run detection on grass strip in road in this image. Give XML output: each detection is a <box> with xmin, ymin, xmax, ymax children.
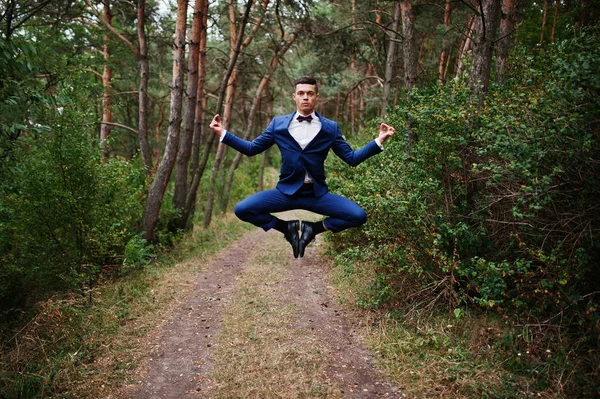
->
<box><xmin>210</xmin><ymin>232</ymin><xmax>340</xmax><ymax>398</ymax></box>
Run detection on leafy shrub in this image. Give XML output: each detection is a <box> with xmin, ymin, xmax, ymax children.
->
<box><xmin>0</xmin><ymin>70</ymin><xmax>146</xmax><ymax>316</ymax></box>
<box><xmin>122</xmin><ymin>234</ymin><xmax>156</xmax><ymax>275</ymax></box>
<box><xmin>328</xmin><ymin>30</ymin><xmax>599</xmax><ymax>396</ymax></box>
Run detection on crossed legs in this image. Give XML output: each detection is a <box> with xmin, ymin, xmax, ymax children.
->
<box><xmin>234</xmin><ymin>189</ymin><xmax>367</xmax><ymax>257</ymax></box>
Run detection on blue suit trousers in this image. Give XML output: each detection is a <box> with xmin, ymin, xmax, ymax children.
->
<box><xmin>234</xmin><ymin>187</ymin><xmax>367</xmax><ymax>233</ymax></box>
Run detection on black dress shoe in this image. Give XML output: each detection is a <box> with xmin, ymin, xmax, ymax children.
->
<box><xmin>283</xmin><ymin>220</ymin><xmax>300</xmax><ymax>258</ymax></box>
<box><xmin>299</xmin><ymin>221</ymin><xmax>318</xmax><ymax>258</ymax></box>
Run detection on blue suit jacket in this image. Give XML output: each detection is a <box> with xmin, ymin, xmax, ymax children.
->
<box><xmin>222</xmin><ymin>111</ymin><xmax>382</xmax><ymax>197</ymax></box>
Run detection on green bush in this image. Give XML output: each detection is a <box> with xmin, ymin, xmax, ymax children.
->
<box><xmin>328</xmin><ymin>30</ymin><xmax>599</xmax><ymax>395</ymax></box>
<box><xmin>122</xmin><ymin>234</ymin><xmax>156</xmax><ymax>275</ymax></box>
<box><xmin>0</xmin><ymin>72</ymin><xmax>146</xmax><ymax>316</ymax></box>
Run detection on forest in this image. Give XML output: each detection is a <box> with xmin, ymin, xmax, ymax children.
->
<box><xmin>1</xmin><ymin>0</ymin><xmax>599</xmax><ymax>397</ymax></box>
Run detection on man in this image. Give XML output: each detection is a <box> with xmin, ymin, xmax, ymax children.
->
<box><xmin>209</xmin><ymin>76</ymin><xmax>394</xmax><ymax>258</ymax></box>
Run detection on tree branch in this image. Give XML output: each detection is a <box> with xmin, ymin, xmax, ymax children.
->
<box><xmin>98</xmin><ymin>121</ymin><xmax>138</xmax><ymax>134</ymax></box>
<box><xmin>81</xmin><ymin>0</ymin><xmax>140</xmax><ymax>58</ymax></box>
<box><xmin>10</xmin><ymin>0</ymin><xmax>54</xmax><ymax>33</ymax></box>
<box><xmin>72</xmin><ymin>17</ymin><xmax>103</xmax><ymax>30</ymax></box>
<box><xmin>82</xmin><ymin>68</ymin><xmax>104</xmax><ymax>78</ymax></box>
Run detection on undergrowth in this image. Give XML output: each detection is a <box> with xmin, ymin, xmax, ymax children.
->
<box><xmin>0</xmin><ymin>214</ymin><xmax>251</xmax><ymax>399</ymax></box>
<box><xmin>327</xmin><ymin>30</ymin><xmax>599</xmax><ymax>398</ymax></box>
<box><xmin>327</xmin><ymin>254</ymin><xmax>597</xmax><ymax>398</ymax></box>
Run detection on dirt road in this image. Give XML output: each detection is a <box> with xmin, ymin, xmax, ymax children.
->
<box><xmin>119</xmin><ymin>212</ymin><xmax>403</xmax><ymax>398</ymax></box>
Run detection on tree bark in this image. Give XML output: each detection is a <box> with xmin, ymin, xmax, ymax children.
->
<box><xmin>100</xmin><ymin>0</ymin><xmax>112</xmax><ymax>160</ymax></box>
<box><xmin>551</xmin><ymin>0</ymin><xmax>559</xmax><ymax>43</ymax></box>
<box><xmin>137</xmin><ymin>0</ymin><xmax>152</xmax><ymax>175</ymax></box>
<box><xmin>469</xmin><ymin>0</ymin><xmax>501</xmax><ymax>107</ymax></box>
<box><xmin>173</xmin><ymin>0</ymin><xmax>204</xmax><ymax>224</ymax></box>
<box><xmin>258</xmin><ymin>89</ymin><xmax>274</xmax><ymax>192</ymax></box>
<box><xmin>456</xmin><ymin>14</ymin><xmax>476</xmax><ymax>77</ymax></box>
<box><xmin>576</xmin><ymin>0</ymin><xmax>587</xmax><ymax>28</ymax></box>
<box><xmin>203</xmin><ymin>0</ymin><xmax>241</xmax><ymax>223</ymax></box>
<box><xmin>83</xmin><ymin>0</ymin><xmax>151</xmax><ymax>169</ymax></box>
<box><xmin>181</xmin><ymin>0</ymin><xmax>210</xmax><ymax>231</ymax></box>
<box><xmin>400</xmin><ymin>0</ymin><xmax>418</xmax><ymax>91</ymax></box>
<box><xmin>221</xmin><ymin>32</ymin><xmax>298</xmax><ymax>211</ymax></box>
<box><xmin>381</xmin><ymin>1</ymin><xmax>400</xmax><ymax>117</ymax></box>
<box><xmin>153</xmin><ymin>100</ymin><xmax>165</xmax><ymax>167</ymax></box>
<box><xmin>438</xmin><ymin>0</ymin><xmax>452</xmax><ymax>84</ymax></box>
<box><xmin>495</xmin><ymin>0</ymin><xmax>517</xmax><ymax>84</ymax></box>
<box><xmin>202</xmin><ymin>0</ymin><xmax>254</xmax><ymax>228</ymax></box>
<box><xmin>540</xmin><ymin>0</ymin><xmax>549</xmax><ymax>45</ymax></box>
<box><xmin>141</xmin><ymin>0</ymin><xmax>188</xmax><ymax>241</ymax></box>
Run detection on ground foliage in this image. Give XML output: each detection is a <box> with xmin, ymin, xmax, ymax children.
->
<box><xmin>328</xmin><ymin>29</ymin><xmax>599</xmax><ymax>396</ymax></box>
<box><xmin>0</xmin><ymin>38</ymin><xmax>149</xmax><ymax>317</ymax></box>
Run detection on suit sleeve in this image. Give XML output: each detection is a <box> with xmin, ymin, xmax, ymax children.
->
<box><xmin>222</xmin><ymin>120</ymin><xmax>275</xmax><ymax>156</ymax></box>
<box><xmin>331</xmin><ymin>125</ymin><xmax>383</xmax><ymax>167</ymax></box>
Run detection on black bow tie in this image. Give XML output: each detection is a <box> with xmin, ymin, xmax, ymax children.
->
<box><xmin>297</xmin><ymin>114</ymin><xmax>313</xmax><ymax>123</ymax></box>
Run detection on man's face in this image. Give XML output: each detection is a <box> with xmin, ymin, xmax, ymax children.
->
<box><xmin>292</xmin><ymin>83</ymin><xmax>319</xmax><ymax>115</ymax></box>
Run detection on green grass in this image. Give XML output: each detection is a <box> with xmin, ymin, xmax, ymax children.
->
<box><xmin>325</xmin><ymin>254</ymin><xmax>594</xmax><ymax>399</ymax></box>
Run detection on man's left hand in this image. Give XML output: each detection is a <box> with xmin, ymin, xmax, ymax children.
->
<box><xmin>378</xmin><ymin>123</ymin><xmax>395</xmax><ymax>144</ymax></box>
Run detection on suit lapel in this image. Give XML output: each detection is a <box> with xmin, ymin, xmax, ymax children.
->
<box><xmin>279</xmin><ymin>111</ymin><xmax>333</xmax><ymax>151</ymax></box>
<box><xmin>279</xmin><ymin>113</ymin><xmax>303</xmax><ymax>151</ymax></box>
<box><xmin>302</xmin><ymin>111</ymin><xmax>331</xmax><ymax>151</ymax></box>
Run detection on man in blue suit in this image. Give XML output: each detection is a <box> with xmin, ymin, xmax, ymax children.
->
<box><xmin>209</xmin><ymin>76</ymin><xmax>394</xmax><ymax>258</ymax></box>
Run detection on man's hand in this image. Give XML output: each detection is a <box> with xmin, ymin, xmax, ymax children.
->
<box><xmin>378</xmin><ymin>123</ymin><xmax>395</xmax><ymax>144</ymax></box>
<box><xmin>210</xmin><ymin>114</ymin><xmax>225</xmax><ymax>137</ymax></box>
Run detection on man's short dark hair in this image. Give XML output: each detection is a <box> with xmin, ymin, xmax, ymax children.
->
<box><xmin>294</xmin><ymin>76</ymin><xmax>318</xmax><ymax>94</ymax></box>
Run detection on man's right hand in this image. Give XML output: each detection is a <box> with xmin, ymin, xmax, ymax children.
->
<box><xmin>209</xmin><ymin>114</ymin><xmax>224</xmax><ymax>137</ymax></box>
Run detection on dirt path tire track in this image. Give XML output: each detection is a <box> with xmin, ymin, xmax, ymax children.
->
<box><xmin>120</xmin><ymin>220</ymin><xmax>403</xmax><ymax>398</ymax></box>
<box><xmin>286</xmin><ymin>242</ymin><xmax>403</xmax><ymax>398</ymax></box>
<box><xmin>122</xmin><ymin>230</ymin><xmax>264</xmax><ymax>398</ymax></box>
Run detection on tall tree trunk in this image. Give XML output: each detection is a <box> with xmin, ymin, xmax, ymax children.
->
<box><xmin>153</xmin><ymin>101</ymin><xmax>165</xmax><ymax>167</ymax></box>
<box><xmin>443</xmin><ymin>45</ymin><xmax>453</xmax><ymax>82</ymax></box>
<box><xmin>203</xmin><ymin>0</ymin><xmax>254</xmax><ymax>228</ymax></box>
<box><xmin>400</xmin><ymin>0</ymin><xmax>419</xmax><ymax>150</ymax></box>
<box><xmin>381</xmin><ymin>1</ymin><xmax>400</xmax><ymax>118</ymax></box>
<box><xmin>400</xmin><ymin>0</ymin><xmax>418</xmax><ymax>91</ymax></box>
<box><xmin>83</xmin><ymin>0</ymin><xmax>150</xmax><ymax>168</ymax></box>
<box><xmin>417</xmin><ymin>32</ymin><xmax>427</xmax><ymax>74</ymax></box>
<box><xmin>438</xmin><ymin>0</ymin><xmax>452</xmax><ymax>84</ymax></box>
<box><xmin>350</xmin><ymin>69</ymin><xmax>356</xmax><ymax>136</ymax></box>
<box><xmin>100</xmin><ymin>0</ymin><xmax>112</xmax><ymax>159</ymax></box>
<box><xmin>173</xmin><ymin>0</ymin><xmax>204</xmax><ymax>224</ymax></box>
<box><xmin>576</xmin><ymin>0</ymin><xmax>587</xmax><ymax>28</ymax></box>
<box><xmin>358</xmin><ymin>80</ymin><xmax>365</xmax><ymax>130</ymax></box>
<box><xmin>137</xmin><ymin>0</ymin><xmax>152</xmax><ymax>175</ymax></box>
<box><xmin>141</xmin><ymin>0</ymin><xmax>188</xmax><ymax>241</ymax></box>
<box><xmin>469</xmin><ymin>0</ymin><xmax>501</xmax><ymax>107</ymax></box>
<box><xmin>495</xmin><ymin>0</ymin><xmax>516</xmax><ymax>84</ymax></box>
<box><xmin>456</xmin><ymin>14</ymin><xmax>476</xmax><ymax>77</ymax></box>
<box><xmin>221</xmin><ymin>32</ymin><xmax>297</xmax><ymax>211</ymax></box>
<box><xmin>182</xmin><ymin>0</ymin><xmax>209</xmax><ymax>231</ymax></box>
<box><xmin>540</xmin><ymin>0</ymin><xmax>549</xmax><ymax>44</ymax></box>
<box><xmin>551</xmin><ymin>0</ymin><xmax>560</xmax><ymax>42</ymax></box>
<box><xmin>215</xmin><ymin>0</ymin><xmax>271</xmax><ymax>212</ymax></box>
<box><xmin>204</xmin><ymin>0</ymin><xmax>240</xmax><ymax>223</ymax></box>
<box><xmin>258</xmin><ymin>90</ymin><xmax>274</xmax><ymax>192</ymax></box>
<box><xmin>349</xmin><ymin>0</ymin><xmax>357</xmax><ymax>135</ymax></box>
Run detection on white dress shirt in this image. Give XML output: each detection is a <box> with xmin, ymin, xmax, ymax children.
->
<box><xmin>288</xmin><ymin>112</ymin><xmax>321</xmax><ymax>183</ymax></box>
<box><xmin>288</xmin><ymin>111</ymin><xmax>322</xmax><ymax>150</ymax></box>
